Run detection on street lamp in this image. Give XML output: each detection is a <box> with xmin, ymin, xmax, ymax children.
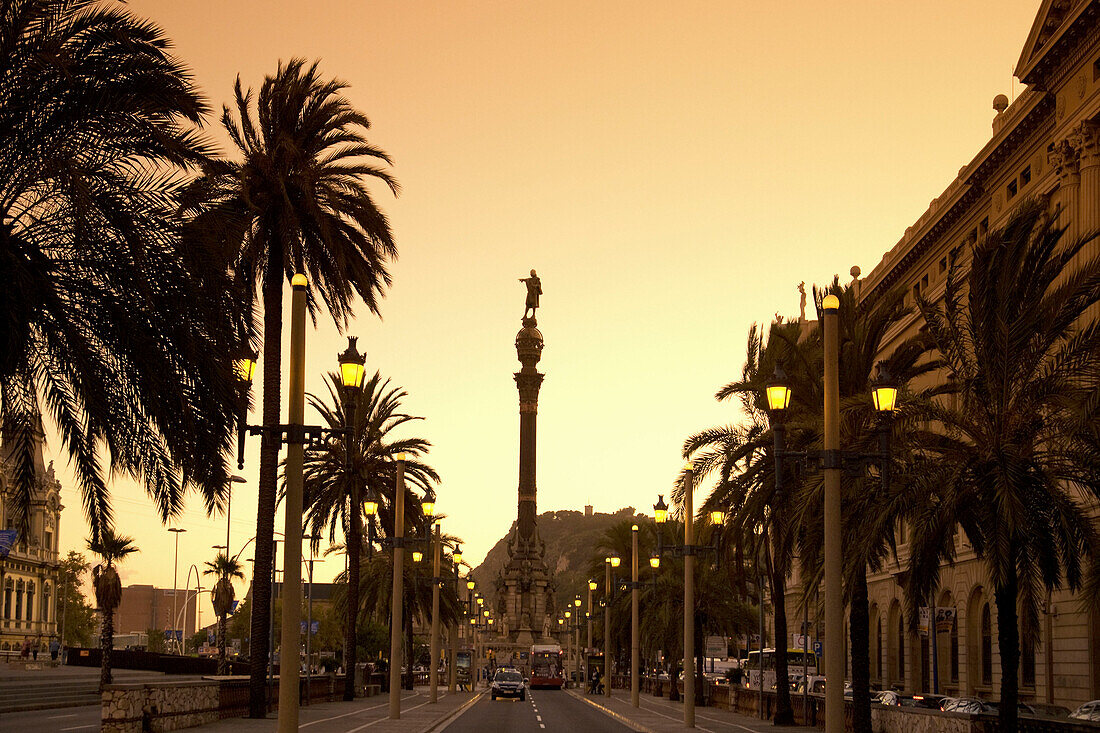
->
<box><xmin>761</xmin><ymin>296</ymin><xmax>899</xmax><ymax>733</ymax></box>
<box><xmin>631</xmin><ymin>524</ymin><xmax>640</xmax><ymax>708</ymax></box>
<box><xmin>389</xmin><ymin>452</ymin><xmax>407</xmax><ymax>719</ymax></box>
<box><xmin>168</xmin><ymin>527</ymin><xmax>186</xmax><ymax>654</ymax></box>
<box><xmin>587</xmin><ymin>579</ymin><xmax>597</xmax><ymax>672</ymax></box>
<box><xmin>653</xmin><ymin>495</ymin><xmax>668</xmax><ymax>525</ymax></box>
<box><xmin>603</xmin><ymin>557</ymin><xmax>613</xmax><ymax>699</ymax></box>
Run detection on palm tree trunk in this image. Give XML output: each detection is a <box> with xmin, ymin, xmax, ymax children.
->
<box><xmin>100</xmin><ymin>609</ymin><xmax>113</xmax><ymax>691</ymax></box>
<box><xmin>248</xmin><ymin>268</ymin><xmax>283</xmax><ymax>718</ymax></box>
<box><xmin>343</xmin><ymin>493</ymin><xmax>361</xmax><ymax>701</ymax></box>
<box><xmin>849</xmin><ymin>565</ymin><xmax>871</xmax><ymax>733</ymax></box>
<box><xmin>218</xmin><ymin>614</ymin><xmax>228</xmax><ymax>675</ymax></box>
<box><xmin>996</xmin><ymin>569</ymin><xmax>1020</xmax><ymax>733</ymax></box>
<box><xmin>770</xmin><ymin>528</ymin><xmax>795</xmax><ymax>725</ymax></box>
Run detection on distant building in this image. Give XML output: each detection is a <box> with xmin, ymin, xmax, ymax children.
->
<box><xmin>0</xmin><ymin>422</ymin><xmax>63</xmax><ymax>653</ymax></box>
<box><xmin>114</xmin><ymin>585</ymin><xmax>198</xmax><ymax>642</ymax></box>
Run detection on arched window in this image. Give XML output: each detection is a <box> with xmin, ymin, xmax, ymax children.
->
<box><xmin>876</xmin><ymin>617</ymin><xmax>883</xmax><ymax>681</ymax></box>
<box><xmin>1022</xmin><ymin>638</ymin><xmax>1036</xmax><ymax>687</ymax></box>
<box><xmin>15</xmin><ymin>580</ymin><xmax>24</xmax><ymax>620</ymax></box>
<box><xmin>3</xmin><ymin>579</ymin><xmax>11</xmax><ymax>619</ymax></box>
<box><xmin>950</xmin><ymin>615</ymin><xmax>959</xmax><ymax>683</ymax></box>
<box><xmin>981</xmin><ymin>604</ymin><xmax>992</xmax><ymax>685</ymax></box>
<box><xmin>42</xmin><ymin>584</ymin><xmax>50</xmax><ymax>623</ymax></box>
<box><xmin>26</xmin><ymin>582</ymin><xmax>35</xmax><ymax>622</ymax></box>
<box><xmin>897</xmin><ymin>615</ymin><xmax>906</xmax><ymax>682</ymax></box>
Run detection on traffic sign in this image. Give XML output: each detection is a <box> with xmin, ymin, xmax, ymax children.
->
<box><xmin>813</xmin><ymin>640</ymin><xmax>823</xmax><ymax>657</ymax></box>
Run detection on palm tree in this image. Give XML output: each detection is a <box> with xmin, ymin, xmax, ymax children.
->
<box><xmin>302</xmin><ymin>371</ymin><xmax>437</xmax><ymax>699</ymax></box>
<box><xmin>204</xmin><ymin>552</ymin><xmax>245</xmax><ymax>674</ymax></box>
<box><xmin>0</xmin><ymin>0</ymin><xmax>240</xmax><ymax>542</ymax></box>
<box><xmin>897</xmin><ymin>200</ymin><xmax>1100</xmax><ymax>732</ymax></box>
<box><xmin>184</xmin><ymin>59</ymin><xmax>399</xmax><ymax>716</ymax></box>
<box><xmin>87</xmin><ymin>530</ymin><xmax>138</xmax><ymax>690</ymax></box>
<box><xmin>686</xmin><ymin>321</ymin><xmax>812</xmax><ymax>725</ymax></box>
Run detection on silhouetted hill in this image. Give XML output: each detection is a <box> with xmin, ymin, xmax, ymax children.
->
<box><xmin>469</xmin><ymin>506</ymin><xmax>647</xmax><ymax>617</ymax></box>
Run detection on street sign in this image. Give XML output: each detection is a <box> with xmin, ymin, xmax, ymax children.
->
<box><xmin>311</xmin><ymin>620</ymin><xmax>319</xmax><ymax>635</ymax></box>
<box><xmin>793</xmin><ymin>633</ymin><xmax>809</xmax><ymax>649</ymax></box>
<box><xmin>705</xmin><ymin>636</ymin><xmax>726</xmax><ymax>658</ymax></box>
<box><xmin>813</xmin><ymin>640</ymin><xmax>823</xmax><ymax>658</ymax></box>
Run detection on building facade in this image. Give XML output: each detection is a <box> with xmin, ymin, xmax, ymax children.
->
<box><xmin>780</xmin><ymin>0</ymin><xmax>1100</xmax><ymax>710</ymax></box>
<box><xmin>0</xmin><ymin>424</ymin><xmax>63</xmax><ymax>654</ymax></box>
<box><xmin>114</xmin><ymin>584</ymin><xmax>198</xmax><ymax>643</ymax></box>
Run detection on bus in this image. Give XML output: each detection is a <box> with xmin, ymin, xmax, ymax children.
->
<box><xmin>529</xmin><ymin>644</ymin><xmax>565</xmax><ymax>689</ymax></box>
<box><xmin>744</xmin><ymin>648</ymin><xmax>818</xmax><ymax>691</ymax></box>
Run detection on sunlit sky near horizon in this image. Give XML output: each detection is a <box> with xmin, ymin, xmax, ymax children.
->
<box><xmin>47</xmin><ymin>0</ymin><xmax>1039</xmax><ymax>606</ymax></box>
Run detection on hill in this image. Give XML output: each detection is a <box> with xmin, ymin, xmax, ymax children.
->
<box><xmin>468</xmin><ymin>506</ymin><xmax>647</xmax><ymax>617</ymax></box>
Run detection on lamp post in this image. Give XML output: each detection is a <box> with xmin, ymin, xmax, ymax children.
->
<box><xmin>763</xmin><ymin>296</ymin><xmax>898</xmax><ymax>733</ymax></box>
<box><xmin>629</xmin><ymin>525</ymin><xmax>640</xmax><ymax>707</ymax></box>
<box><xmin>168</xmin><ymin>527</ymin><xmax>186</xmax><ymax>654</ymax></box>
<box><xmin>683</xmin><ymin>463</ymin><xmax>696</xmax><ymax>729</ymax></box>
<box><xmin>388</xmin><ymin>453</ymin><xmax>406</xmax><ymax>719</ymax></box>
<box><xmin>429</xmin><ymin>522</ymin><xmax>441</xmax><ymax>703</ymax></box>
<box><xmin>605</xmin><ymin>554</ymin><xmax>619</xmax><ymax>698</ymax></box>
<box><xmin>337</xmin><ymin>336</ymin><xmax>366</xmax><ymax>702</ymax></box>
<box><xmin>587</xmin><ymin>579</ymin><xmax>596</xmax><ymax>660</ymax></box>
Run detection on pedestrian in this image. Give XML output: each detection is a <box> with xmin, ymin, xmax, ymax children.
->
<box><xmin>33</xmin><ymin>635</ymin><xmax>41</xmax><ymax>660</ymax></box>
<box><xmin>49</xmin><ymin>637</ymin><xmax>60</xmax><ymax>661</ymax></box>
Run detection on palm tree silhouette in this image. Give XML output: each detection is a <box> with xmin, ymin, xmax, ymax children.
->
<box><xmin>87</xmin><ymin>531</ymin><xmax>138</xmax><ymax>690</ymax></box>
<box><xmin>204</xmin><ymin>552</ymin><xmax>245</xmax><ymax>674</ymax></box>
<box><xmin>0</xmin><ymin>0</ymin><xmax>240</xmax><ymax>542</ymax></box>
<box><xmin>184</xmin><ymin>59</ymin><xmax>398</xmax><ymax>716</ymax></box>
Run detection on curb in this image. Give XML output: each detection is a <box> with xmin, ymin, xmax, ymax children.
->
<box><xmin>426</xmin><ymin>691</ymin><xmax>484</xmax><ymax>732</ymax></box>
<box><xmin>566</xmin><ymin>689</ymin><xmax>655</xmax><ymax>733</ymax></box>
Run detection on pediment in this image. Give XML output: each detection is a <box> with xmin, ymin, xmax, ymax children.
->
<box><xmin>1014</xmin><ymin>0</ymin><xmax>1080</xmax><ymax>84</ymax></box>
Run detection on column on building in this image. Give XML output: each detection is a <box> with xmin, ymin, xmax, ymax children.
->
<box><xmin>1071</xmin><ymin>120</ymin><xmax>1100</xmax><ymax>325</ymax></box>
<box><xmin>1049</xmin><ymin>136</ymin><xmax>1081</xmax><ymax>241</ymax></box>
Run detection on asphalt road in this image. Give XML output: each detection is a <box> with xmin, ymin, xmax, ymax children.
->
<box><xmin>0</xmin><ymin>703</ymin><xmax>101</xmax><ymax>733</ymax></box>
<box><xmin>445</xmin><ymin>688</ymin><xmax>638</xmax><ymax>732</ymax></box>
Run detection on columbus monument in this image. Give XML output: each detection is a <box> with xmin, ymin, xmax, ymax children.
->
<box><xmin>494</xmin><ymin>270</ymin><xmax>556</xmax><ymax>653</ymax></box>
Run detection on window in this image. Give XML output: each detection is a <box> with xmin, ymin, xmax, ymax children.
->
<box><xmin>980</xmin><ymin>218</ymin><xmax>989</xmax><ymax>236</ymax></box>
<box><xmin>1022</xmin><ymin>640</ymin><xmax>1036</xmax><ymax>687</ymax></box>
<box><xmin>44</xmin><ymin>531</ymin><xmax>52</xmax><ymax>552</ymax></box>
<box><xmin>950</xmin><ymin>246</ymin><xmax>962</xmax><ymax>266</ymax></box>
<box><xmin>940</xmin><ymin>257</ymin><xmax>948</xmax><ymax>274</ymax></box>
<box><xmin>1007</xmin><ymin>180</ymin><xmax>1018</xmax><ymax>199</ymax></box>
<box><xmin>14</xmin><ymin>581</ymin><xmax>23</xmax><ymax>620</ymax></box>
<box><xmin>2</xmin><ymin>581</ymin><xmax>10</xmax><ymax>619</ymax></box>
<box><xmin>898</xmin><ymin>616</ymin><xmax>906</xmax><ymax>681</ymax></box>
<box><xmin>921</xmin><ymin>274</ymin><xmax>929</xmax><ymax>290</ymax></box>
<box><xmin>981</xmin><ymin>604</ymin><xmax>993</xmax><ymax>685</ymax></box>
<box><xmin>1021</xmin><ymin>166</ymin><xmax>1031</xmax><ymax>187</ymax></box>
<box><xmin>876</xmin><ymin>618</ymin><xmax>883</xmax><ymax>680</ymax></box>
<box><xmin>951</xmin><ymin>618</ymin><xmax>959</xmax><ymax>682</ymax></box>
<box><xmin>25</xmin><ymin>582</ymin><xmax>34</xmax><ymax>621</ymax></box>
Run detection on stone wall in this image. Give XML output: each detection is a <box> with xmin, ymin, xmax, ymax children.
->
<box><xmin>102</xmin><ymin>680</ymin><xmax>222</xmax><ymax>733</ymax></box>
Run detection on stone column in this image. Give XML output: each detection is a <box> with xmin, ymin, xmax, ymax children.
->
<box><xmin>1071</xmin><ymin>121</ymin><xmax>1100</xmax><ymax>324</ymax></box>
<box><xmin>1049</xmin><ymin>137</ymin><xmax>1081</xmax><ymax>241</ymax></box>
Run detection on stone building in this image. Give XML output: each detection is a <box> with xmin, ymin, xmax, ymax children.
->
<box><xmin>0</xmin><ymin>424</ymin><xmax>63</xmax><ymax>653</ymax></box>
<box><xmin>778</xmin><ymin>0</ymin><xmax>1100</xmax><ymax>710</ymax></box>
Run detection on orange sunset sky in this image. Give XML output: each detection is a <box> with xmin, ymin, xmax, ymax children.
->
<box><xmin>48</xmin><ymin>1</ymin><xmax>1039</xmax><ymax>600</ymax></box>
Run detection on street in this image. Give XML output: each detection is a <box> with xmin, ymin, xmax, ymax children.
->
<box><xmin>444</xmin><ymin>688</ymin><xmax>637</xmax><ymax>732</ymax></box>
<box><xmin>1</xmin><ymin>704</ymin><xmax>101</xmax><ymax>733</ymax></box>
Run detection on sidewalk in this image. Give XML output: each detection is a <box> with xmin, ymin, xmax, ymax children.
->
<box><xmin>187</xmin><ymin>687</ymin><xmax>481</xmax><ymax>733</ymax></box>
<box><xmin>569</xmin><ymin>688</ymin><xmax>809</xmax><ymax>733</ymax></box>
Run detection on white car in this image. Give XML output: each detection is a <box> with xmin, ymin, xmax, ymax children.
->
<box><xmin>1071</xmin><ymin>700</ymin><xmax>1100</xmax><ymax>722</ymax></box>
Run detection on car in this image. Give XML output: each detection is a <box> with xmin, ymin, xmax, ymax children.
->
<box><xmin>1029</xmin><ymin>702</ymin><xmax>1070</xmax><ymax>718</ymax></box>
<box><xmin>941</xmin><ymin>697</ymin><xmax>994</xmax><ymax>714</ymax></box>
<box><xmin>1071</xmin><ymin>700</ymin><xmax>1100</xmax><ymax>722</ymax></box>
<box><xmin>491</xmin><ymin>669</ymin><xmax>526</xmax><ymax>701</ymax></box>
<box><xmin>877</xmin><ymin>690</ymin><xmax>901</xmax><ymax>706</ymax></box>
<box><xmin>900</xmin><ymin>694</ymin><xmax>947</xmax><ymax>709</ymax></box>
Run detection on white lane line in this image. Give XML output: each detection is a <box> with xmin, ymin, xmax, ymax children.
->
<box><xmin>345</xmin><ymin>699</ymin><xmax>431</xmax><ymax>732</ymax></box>
<box><xmin>60</xmin><ymin>727</ymin><xmax>96</xmax><ymax>731</ymax></box>
<box><xmin>536</xmin><ymin>715</ymin><xmax>542</xmax><ymax>721</ymax></box>
<box><xmin>638</xmin><ymin>696</ymin><xmax>755</xmax><ymax>731</ymax></box>
<box><xmin>539</xmin><ymin>725</ymin><xmax>545</xmax><ymax>729</ymax></box>
<box><xmin>47</xmin><ymin>714</ymin><xmax>78</xmax><ymax>719</ymax></box>
<box><xmin>299</xmin><ymin>692</ymin><xmax>420</xmax><ymax>728</ymax></box>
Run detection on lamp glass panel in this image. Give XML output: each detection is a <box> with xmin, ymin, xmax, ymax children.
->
<box><xmin>412</xmin><ymin>551</ymin><xmax>423</xmax><ymax>563</ymax></box>
<box><xmin>363</xmin><ymin>500</ymin><xmax>378</xmax><ymax>516</ymax></box>
<box><xmin>422</xmin><ymin>501</ymin><xmax>436</xmax><ymax>517</ymax></box>
<box><xmin>766</xmin><ymin>384</ymin><xmax>792</xmax><ymax>411</ymax></box>
<box><xmin>340</xmin><ymin>361</ymin><xmax>365</xmax><ymax>390</ymax></box>
<box><xmin>872</xmin><ymin>385</ymin><xmax>898</xmax><ymax>413</ymax></box>
<box><xmin>453</xmin><ymin>552</ymin><xmax>462</xmax><ymax>564</ymax></box>
<box><xmin>654</xmin><ymin>508</ymin><xmax>668</xmax><ymax>524</ymax></box>
<box><xmin>234</xmin><ymin>358</ymin><xmax>256</xmax><ymax>383</ymax></box>
<box><xmin>710</xmin><ymin>510</ymin><xmax>725</xmax><ymax>525</ymax></box>
<box><xmin>650</xmin><ymin>557</ymin><xmax>660</xmax><ymax>569</ymax></box>
<box><xmin>466</xmin><ymin>580</ymin><xmax>475</xmax><ymax>590</ymax></box>
<box><xmin>610</xmin><ymin>556</ymin><xmax>621</xmax><ymax>568</ymax></box>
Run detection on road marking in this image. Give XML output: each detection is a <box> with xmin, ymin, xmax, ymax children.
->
<box><xmin>536</xmin><ymin>715</ymin><xmax>542</xmax><ymax>721</ymax></box>
<box><xmin>539</xmin><ymin>725</ymin><xmax>545</xmax><ymax>729</ymax></box>
<box><xmin>47</xmin><ymin>714</ymin><xmax>78</xmax><ymax>719</ymax></box>
<box><xmin>638</xmin><ymin>696</ymin><xmax>756</xmax><ymax>732</ymax></box>
<box><xmin>346</xmin><ymin>699</ymin><xmax>431</xmax><ymax>731</ymax></box>
<box><xmin>299</xmin><ymin>692</ymin><xmax>420</xmax><ymax>728</ymax></box>
<box><xmin>60</xmin><ymin>727</ymin><xmax>96</xmax><ymax>731</ymax></box>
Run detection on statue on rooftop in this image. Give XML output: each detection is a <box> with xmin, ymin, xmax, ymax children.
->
<box><xmin>519</xmin><ymin>269</ymin><xmax>541</xmax><ymax>319</ymax></box>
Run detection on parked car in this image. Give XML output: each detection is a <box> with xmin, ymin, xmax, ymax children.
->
<box><xmin>1029</xmin><ymin>702</ymin><xmax>1071</xmax><ymax>718</ymax></box>
<box><xmin>897</xmin><ymin>694</ymin><xmax>947</xmax><ymax>709</ymax></box>
<box><xmin>1072</xmin><ymin>701</ymin><xmax>1100</xmax><ymax>722</ymax></box>
<box><xmin>877</xmin><ymin>690</ymin><xmax>901</xmax><ymax>706</ymax></box>
<box><xmin>941</xmin><ymin>697</ymin><xmax>995</xmax><ymax>714</ymax></box>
